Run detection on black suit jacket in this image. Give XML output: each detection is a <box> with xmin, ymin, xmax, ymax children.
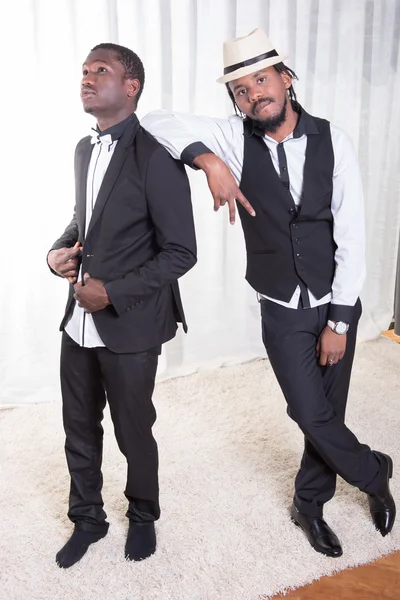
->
<box><xmin>50</xmin><ymin>115</ymin><xmax>197</xmax><ymax>353</ymax></box>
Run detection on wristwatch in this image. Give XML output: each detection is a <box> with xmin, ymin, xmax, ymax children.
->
<box><xmin>327</xmin><ymin>320</ymin><xmax>349</xmax><ymax>335</ymax></box>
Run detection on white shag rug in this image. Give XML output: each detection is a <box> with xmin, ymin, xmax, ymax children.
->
<box><xmin>1</xmin><ymin>338</ymin><xmax>399</xmax><ymax>600</ymax></box>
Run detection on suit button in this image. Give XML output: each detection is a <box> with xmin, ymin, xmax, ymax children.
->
<box><xmin>296</xmin><ymin>253</ymin><xmax>301</xmax><ymax>258</ymax></box>
<box><xmin>288</xmin><ymin>207</ymin><xmax>296</xmax><ymax>215</ymax></box>
<box><xmin>295</xmin><ymin>238</ymin><xmax>300</xmax><ymax>244</ymax></box>
<box><xmin>126</xmin><ymin>307</ymin><xmax>131</xmax><ymax>312</ymax></box>
<box><xmin>292</xmin><ymin>223</ymin><xmax>298</xmax><ymax>229</ymax></box>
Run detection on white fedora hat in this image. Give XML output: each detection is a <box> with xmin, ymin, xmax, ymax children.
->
<box><xmin>217</xmin><ymin>28</ymin><xmax>289</xmax><ymax>84</ymax></box>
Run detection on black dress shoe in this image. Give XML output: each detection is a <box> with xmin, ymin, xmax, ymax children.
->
<box><xmin>290</xmin><ymin>504</ymin><xmax>343</xmax><ymax>558</ymax></box>
<box><xmin>368</xmin><ymin>451</ymin><xmax>396</xmax><ymax>536</ymax></box>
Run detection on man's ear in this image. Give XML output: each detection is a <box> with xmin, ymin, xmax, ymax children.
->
<box><xmin>127</xmin><ymin>79</ymin><xmax>140</xmax><ymax>100</ymax></box>
<box><xmin>280</xmin><ymin>71</ymin><xmax>292</xmax><ymax>90</ymax></box>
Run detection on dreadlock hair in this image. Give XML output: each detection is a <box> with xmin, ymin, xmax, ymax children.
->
<box><xmin>91</xmin><ymin>43</ymin><xmax>145</xmax><ymax>105</ymax></box>
<box><xmin>226</xmin><ymin>62</ymin><xmax>299</xmax><ymax>117</ymax></box>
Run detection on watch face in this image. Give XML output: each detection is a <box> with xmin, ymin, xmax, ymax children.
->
<box><xmin>336</xmin><ymin>322</ymin><xmax>348</xmax><ymax>334</ymax></box>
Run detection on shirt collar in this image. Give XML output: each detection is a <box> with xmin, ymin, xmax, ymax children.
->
<box><xmin>243</xmin><ymin>102</ymin><xmax>319</xmax><ymax>139</ymax></box>
<box><xmin>91</xmin><ymin>112</ymin><xmax>136</xmax><ymax>143</ymax></box>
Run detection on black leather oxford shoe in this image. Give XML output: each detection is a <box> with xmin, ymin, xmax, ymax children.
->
<box><xmin>290</xmin><ymin>504</ymin><xmax>343</xmax><ymax>558</ymax></box>
<box><xmin>368</xmin><ymin>451</ymin><xmax>396</xmax><ymax>536</ymax></box>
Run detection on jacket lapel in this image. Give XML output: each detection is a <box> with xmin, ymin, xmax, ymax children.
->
<box><xmin>75</xmin><ymin>138</ymin><xmax>92</xmax><ymax>242</ymax></box>
<box><xmin>85</xmin><ymin>117</ymin><xmax>140</xmax><ymax>240</ymax></box>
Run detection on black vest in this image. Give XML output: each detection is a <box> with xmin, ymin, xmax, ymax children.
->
<box><xmin>238</xmin><ymin>109</ymin><xmax>336</xmax><ymax>302</ymax></box>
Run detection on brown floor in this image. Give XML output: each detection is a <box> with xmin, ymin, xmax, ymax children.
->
<box><xmin>381</xmin><ymin>329</ymin><xmax>400</xmax><ymax>344</ymax></box>
<box><xmin>272</xmin><ymin>552</ymin><xmax>400</xmax><ymax>599</ymax></box>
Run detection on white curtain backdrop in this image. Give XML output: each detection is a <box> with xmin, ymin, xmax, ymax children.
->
<box><xmin>1</xmin><ymin>0</ymin><xmax>399</xmax><ymax>406</ymax></box>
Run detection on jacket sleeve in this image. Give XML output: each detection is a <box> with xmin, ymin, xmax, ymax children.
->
<box><xmin>105</xmin><ymin>146</ymin><xmax>197</xmax><ymax>316</ymax></box>
<box><xmin>51</xmin><ymin>209</ymin><xmax>79</xmax><ymax>251</ymax></box>
<box><xmin>47</xmin><ymin>210</ymin><xmax>79</xmax><ymax>276</ymax></box>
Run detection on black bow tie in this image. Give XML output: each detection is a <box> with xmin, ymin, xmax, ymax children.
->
<box><xmin>90</xmin><ymin>129</ymin><xmax>115</xmax><ymax>146</ymax></box>
<box><xmin>90</xmin><ymin>113</ymin><xmax>135</xmax><ymax>146</ymax></box>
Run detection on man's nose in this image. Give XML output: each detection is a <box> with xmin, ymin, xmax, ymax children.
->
<box><xmin>82</xmin><ymin>72</ymin><xmax>96</xmax><ymax>87</ymax></box>
<box><xmin>249</xmin><ymin>88</ymin><xmax>263</xmax><ymax>103</ymax></box>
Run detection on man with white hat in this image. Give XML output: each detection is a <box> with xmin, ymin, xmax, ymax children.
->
<box><xmin>142</xmin><ymin>28</ymin><xmax>396</xmax><ymax>557</ymax></box>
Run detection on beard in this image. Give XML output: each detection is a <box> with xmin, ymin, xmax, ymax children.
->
<box><xmin>252</xmin><ymin>95</ymin><xmax>288</xmax><ymax>133</ymax></box>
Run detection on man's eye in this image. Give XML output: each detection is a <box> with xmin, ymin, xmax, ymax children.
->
<box><xmin>237</xmin><ymin>89</ymin><xmax>246</xmax><ymax>96</ymax></box>
<box><xmin>98</xmin><ymin>67</ymin><xmax>107</xmax><ymax>72</ymax></box>
<box><xmin>258</xmin><ymin>77</ymin><xmax>266</xmax><ymax>83</ymax></box>
<box><xmin>82</xmin><ymin>70</ymin><xmax>88</xmax><ymax>76</ymax></box>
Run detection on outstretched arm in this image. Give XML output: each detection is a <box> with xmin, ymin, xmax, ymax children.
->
<box><xmin>141</xmin><ymin>110</ymin><xmax>255</xmax><ymax>224</ymax></box>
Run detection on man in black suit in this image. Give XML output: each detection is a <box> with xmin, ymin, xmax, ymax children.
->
<box><xmin>48</xmin><ymin>43</ymin><xmax>197</xmax><ymax>568</ymax></box>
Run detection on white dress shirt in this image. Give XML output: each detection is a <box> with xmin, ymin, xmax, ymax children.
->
<box><xmin>65</xmin><ymin>134</ymin><xmax>118</xmax><ymax>347</ymax></box>
<box><xmin>141</xmin><ymin>110</ymin><xmax>366</xmax><ymax>312</ymax></box>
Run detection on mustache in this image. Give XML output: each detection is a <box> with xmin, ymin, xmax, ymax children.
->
<box><xmin>252</xmin><ymin>97</ymin><xmax>274</xmax><ymax>115</ymax></box>
<box><xmin>81</xmin><ymin>84</ymin><xmax>96</xmax><ymax>92</ymax></box>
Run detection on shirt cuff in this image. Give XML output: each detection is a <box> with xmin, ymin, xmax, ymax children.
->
<box><xmin>181</xmin><ymin>142</ymin><xmax>214</xmax><ymax>169</ymax></box>
<box><xmin>328</xmin><ymin>303</ymin><xmax>355</xmax><ymax>324</ymax></box>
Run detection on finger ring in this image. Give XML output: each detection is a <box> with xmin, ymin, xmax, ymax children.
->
<box><xmin>328</xmin><ymin>358</ymin><xmax>334</xmax><ymax>365</ymax></box>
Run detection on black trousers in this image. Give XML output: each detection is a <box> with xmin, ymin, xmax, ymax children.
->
<box><xmin>60</xmin><ymin>332</ymin><xmax>161</xmax><ymax>531</ymax></box>
<box><xmin>260</xmin><ymin>298</ymin><xmax>385</xmax><ymax>518</ymax></box>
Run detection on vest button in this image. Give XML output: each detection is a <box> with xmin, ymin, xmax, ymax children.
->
<box><xmin>296</xmin><ymin>253</ymin><xmax>301</xmax><ymax>258</ymax></box>
<box><xmin>288</xmin><ymin>207</ymin><xmax>296</xmax><ymax>215</ymax></box>
<box><xmin>292</xmin><ymin>223</ymin><xmax>298</xmax><ymax>229</ymax></box>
